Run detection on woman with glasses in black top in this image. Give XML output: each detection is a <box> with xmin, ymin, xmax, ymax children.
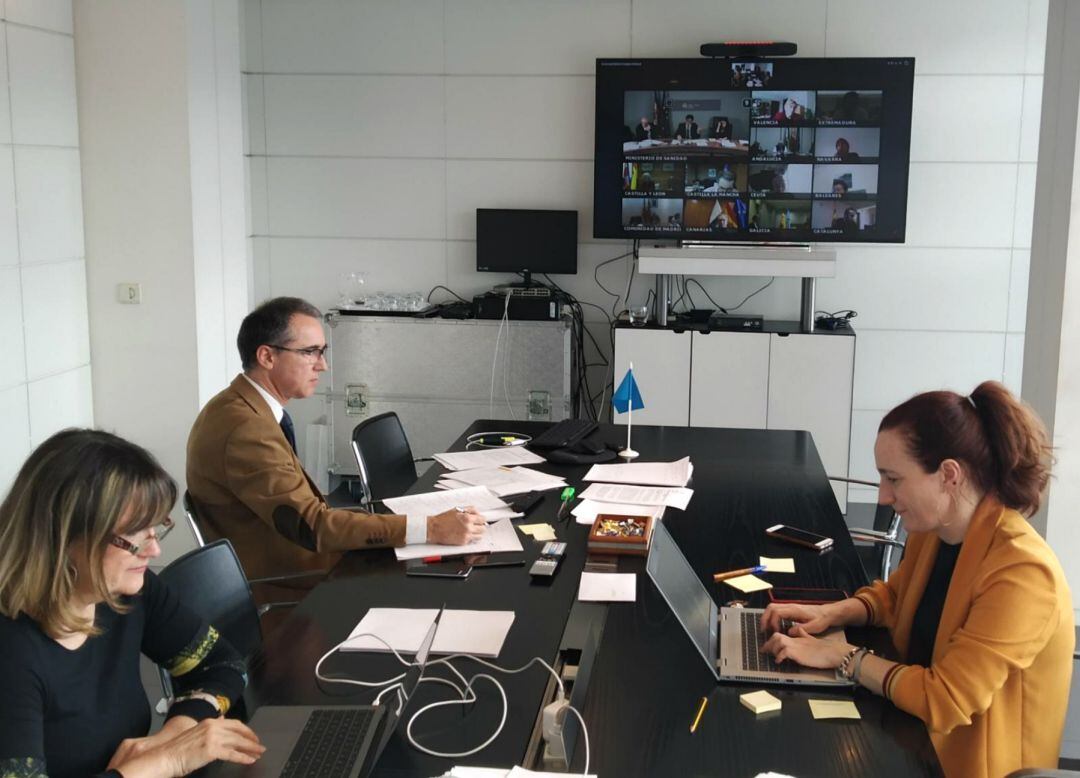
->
<box><xmin>0</xmin><ymin>429</ymin><xmax>264</xmax><ymax>778</ymax></box>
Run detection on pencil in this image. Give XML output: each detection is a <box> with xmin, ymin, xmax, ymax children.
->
<box><xmin>690</xmin><ymin>696</ymin><xmax>708</xmax><ymax>733</ymax></box>
<box><xmin>712</xmin><ymin>564</ymin><xmax>766</xmax><ymax>582</ymax></box>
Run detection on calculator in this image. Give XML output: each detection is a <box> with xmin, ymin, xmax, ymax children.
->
<box><xmin>529</xmin><ymin>541</ymin><xmax>567</xmax><ymax>577</ymax></box>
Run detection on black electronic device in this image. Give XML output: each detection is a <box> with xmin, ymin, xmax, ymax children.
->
<box><xmin>594</xmin><ymin>57</ymin><xmax>915</xmax><ymax>243</ymax></box>
<box><xmin>476</xmin><ymin>208</ymin><xmax>578</xmax><ymax>288</ymax></box>
<box><xmin>466</xmin><ymin>553</ymin><xmax>527</xmax><ymax>568</ymax></box>
<box><xmin>529</xmin><ymin>418</ymin><xmax>600</xmax><ymax>450</ymax></box>
<box><xmin>710</xmin><ymin>313</ymin><xmax>763</xmax><ymax>331</ymax></box>
<box><xmin>474</xmin><ymin>292</ymin><xmax>562</xmax><ymax>321</ymax></box>
<box><xmin>700</xmin><ymin>41</ymin><xmax>798</xmax><ymax>58</ymax></box>
<box><xmin>768</xmin><ymin>586</ymin><xmax>848</xmax><ymax>604</ymax></box>
<box><xmin>530</xmin><ymin>541</ymin><xmax>567</xmax><ymax>577</ymax></box>
<box><xmin>405</xmin><ymin>559</ymin><xmax>472</xmax><ymax>578</ymax></box>
<box><xmin>507</xmin><ymin>491</ymin><xmax>545</xmax><ymax>516</ymax></box>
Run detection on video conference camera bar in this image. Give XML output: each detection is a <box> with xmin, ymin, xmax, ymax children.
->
<box><xmin>700</xmin><ymin>41</ymin><xmax>798</xmax><ymax>58</ymax></box>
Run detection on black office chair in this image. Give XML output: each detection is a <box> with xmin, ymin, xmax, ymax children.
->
<box><xmin>1006</xmin><ymin>770</ymin><xmax>1080</xmax><ymax>777</ymax></box>
<box><xmin>350</xmin><ymin>412</ymin><xmax>421</xmax><ymax>511</ymax></box>
<box><xmin>156</xmin><ymin>539</ymin><xmax>291</xmax><ymax>711</ymax></box>
<box><xmin>829</xmin><ymin>476</ymin><xmax>906</xmax><ymax>582</ymax></box>
<box><xmin>182</xmin><ymin>490</ymin><xmax>327</xmax><ymax>585</ymax></box>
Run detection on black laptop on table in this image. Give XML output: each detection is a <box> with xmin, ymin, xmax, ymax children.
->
<box><xmin>205</xmin><ymin>608</ymin><xmax>443</xmax><ymax>778</ymax></box>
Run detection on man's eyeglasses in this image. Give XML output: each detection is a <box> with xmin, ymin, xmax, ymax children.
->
<box><xmin>269</xmin><ymin>344</ymin><xmax>329</xmax><ymax>362</ymax></box>
<box><xmin>109</xmin><ymin>517</ymin><xmax>175</xmax><ymax>556</ymax></box>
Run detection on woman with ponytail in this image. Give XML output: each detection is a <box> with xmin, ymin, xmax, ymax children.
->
<box><xmin>759</xmin><ymin>381</ymin><xmax>1074</xmax><ymax>778</ymax></box>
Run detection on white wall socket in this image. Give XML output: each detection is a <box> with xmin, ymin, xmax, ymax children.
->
<box><xmin>117</xmin><ymin>282</ymin><xmax>142</xmax><ymax>304</ymax></box>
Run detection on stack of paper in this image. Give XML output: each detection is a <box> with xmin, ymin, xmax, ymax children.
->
<box><xmin>584</xmin><ymin>456</ymin><xmax>693</xmax><ymax>487</ymax></box>
<box><xmin>740</xmin><ymin>690</ymin><xmax>782</xmax><ymax>714</ymax></box>
<box><xmin>437</xmin><ymin>466</ymin><xmax>566</xmax><ymax>497</ymax></box>
<box><xmin>382</xmin><ymin>486</ymin><xmax>525</xmax><ymax>561</ymax></box>
<box><xmin>444</xmin><ymin>768</ymin><xmax>597</xmax><ymax>778</ymax></box>
<box><xmin>343</xmin><ymin>608</ymin><xmax>514</xmax><ymax>658</ymax></box>
<box><xmin>579</xmin><ymin>482</ymin><xmax>694</xmax><ymax>511</ymax></box>
<box><xmin>432</xmin><ymin>446</ymin><xmax>546</xmax><ymax>472</ymax></box>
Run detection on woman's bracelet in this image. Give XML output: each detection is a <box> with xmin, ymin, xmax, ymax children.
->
<box><xmin>171</xmin><ymin>690</ymin><xmax>224</xmax><ymax>714</ymax></box>
<box><xmin>839</xmin><ymin>646</ymin><xmax>873</xmax><ymax>681</ymax></box>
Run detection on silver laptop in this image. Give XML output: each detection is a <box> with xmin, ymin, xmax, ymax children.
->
<box><xmin>646</xmin><ymin>521</ymin><xmax>851</xmax><ymax>687</ymax></box>
<box><xmin>207</xmin><ymin>608</ymin><xmax>443</xmax><ymax>777</ymax></box>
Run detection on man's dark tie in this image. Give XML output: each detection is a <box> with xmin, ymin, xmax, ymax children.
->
<box><xmin>280</xmin><ymin>410</ymin><xmax>297</xmax><ymax>453</ymax></box>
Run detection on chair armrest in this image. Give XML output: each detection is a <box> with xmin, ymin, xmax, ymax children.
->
<box><xmin>827</xmin><ymin>475</ymin><xmax>878</xmax><ymax>488</ymax></box>
<box><xmin>257</xmin><ymin>601</ymin><xmax>301</xmax><ymax>617</ymax></box>
<box><xmin>848</xmin><ymin>530</ymin><xmax>906</xmax><ymax>549</ymax></box>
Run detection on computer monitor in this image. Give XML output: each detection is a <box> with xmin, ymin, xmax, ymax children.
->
<box><xmin>476</xmin><ymin>208</ymin><xmax>578</xmax><ymax>287</ymax></box>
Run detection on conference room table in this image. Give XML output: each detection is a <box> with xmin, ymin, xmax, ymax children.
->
<box><xmin>246</xmin><ymin>420</ymin><xmax>943</xmax><ymax>777</ymax></box>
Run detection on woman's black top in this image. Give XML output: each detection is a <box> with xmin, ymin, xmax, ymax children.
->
<box><xmin>907</xmin><ymin>541</ymin><xmax>963</xmax><ymax>667</ymax></box>
<box><xmin>0</xmin><ymin>571</ymin><xmax>245</xmax><ymax>778</ymax></box>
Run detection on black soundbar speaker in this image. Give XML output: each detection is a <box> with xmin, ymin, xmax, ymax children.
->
<box><xmin>700</xmin><ymin>41</ymin><xmax>797</xmax><ymax>57</ymax></box>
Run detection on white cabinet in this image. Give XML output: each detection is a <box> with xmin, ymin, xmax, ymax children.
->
<box><xmin>689</xmin><ymin>331</ymin><xmax>770</xmax><ymax>429</ymax></box>
<box><xmin>615</xmin><ymin>326</ymin><xmax>855</xmax><ymax>511</ymax></box>
<box><xmin>613</xmin><ymin>328</ymin><xmax>691</xmax><ymax>426</ymax></box>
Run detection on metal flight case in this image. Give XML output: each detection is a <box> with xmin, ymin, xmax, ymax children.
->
<box><xmin>322</xmin><ymin>312</ymin><xmax>572</xmax><ymax>480</ymax></box>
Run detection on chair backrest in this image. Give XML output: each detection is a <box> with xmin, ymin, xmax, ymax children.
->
<box><xmin>181</xmin><ymin>490</ymin><xmax>206</xmax><ymax>548</ymax></box>
<box><xmin>350</xmin><ymin>412</ymin><xmax>418</xmax><ymax>508</ymax></box>
<box><xmin>158</xmin><ymin>539</ymin><xmax>263</xmax><ymax>660</ymax></box>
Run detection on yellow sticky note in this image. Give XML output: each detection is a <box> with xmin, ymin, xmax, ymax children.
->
<box><xmin>808</xmin><ymin>699</ymin><xmax>861</xmax><ymax>720</ymax></box>
<box><xmin>518</xmin><ymin>523</ymin><xmax>556</xmax><ymax>541</ymax></box>
<box><xmin>739</xmin><ymin>690</ymin><xmax>781</xmax><ymax>714</ymax></box>
<box><xmin>724</xmin><ymin>574</ymin><xmax>773</xmax><ymax>593</ymax></box>
<box><xmin>760</xmin><ymin>556</ymin><xmax>795</xmax><ymax>574</ymax></box>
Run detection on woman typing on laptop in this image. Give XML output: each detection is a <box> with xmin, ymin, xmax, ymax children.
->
<box><xmin>759</xmin><ymin>382</ymin><xmax>1073</xmax><ymax>778</ymax></box>
<box><xmin>0</xmin><ymin>430</ymin><xmax>264</xmax><ymax>777</ymax></box>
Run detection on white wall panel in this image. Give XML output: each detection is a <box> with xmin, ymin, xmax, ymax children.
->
<box><xmin>5</xmin><ymin>0</ymin><xmax>72</xmax><ymax>34</ymax></box>
<box><xmin>240</xmin><ymin>0</ymin><xmax>263</xmax><ymax>73</ymax></box>
<box><xmin>248</xmin><ymin>154</ymin><xmax>268</xmax><ymax>235</ymax></box>
<box><xmin>243</xmin><ymin>74</ymin><xmax>264</xmax><ymax>155</ymax></box>
<box><xmin>909</xmin><ymin>76</ymin><xmax>1022</xmax><ymax>162</ymax></box>
<box><xmin>1025</xmin><ymin>0</ymin><xmax>1048</xmax><ymax>74</ymax></box>
<box><xmin>848</xmin><ymin>408</ymin><xmax>886</xmax><ymax>497</ymax></box>
<box><xmin>1003</xmin><ymin>333</ymin><xmax>1024</xmax><ymax>394</ymax></box>
<box><xmin>0</xmin><ymin>384</ymin><xmax>30</xmax><ymax>494</ymax></box>
<box><xmin>826</xmin><ymin>0</ymin><xmax>1029</xmax><ymax>74</ymax></box>
<box><xmin>0</xmin><ymin>266</ymin><xmax>25</xmax><ymax>389</ymax></box>
<box><xmin>853</xmin><ymin>330</ymin><xmax>1005</xmax><ymax>411</ymax></box>
<box><xmin>446</xmin><ymin>76</ymin><xmax>594</xmax><ymax>160</ymax></box>
<box><xmin>1013</xmin><ymin>162</ymin><xmax>1037</xmax><ymax>247</ymax></box>
<box><xmin>1008</xmin><ymin>249</ymin><xmax>1030</xmax><ymax>333</ymax></box>
<box><xmin>266</xmin><ymin>157</ymin><xmax>445</xmax><ymax>239</ymax></box>
<box><xmin>446</xmin><ymin>0</ymin><xmax>630</xmax><ymax>74</ymax></box>
<box><xmin>27</xmin><ymin>364</ymin><xmax>92</xmax><ymax>447</ymax></box>
<box><xmin>264</xmin><ymin>75</ymin><xmax>445</xmax><ymax>157</ymax></box>
<box><xmin>445</xmin><ymin>160</ymin><xmax>593</xmax><ymax>240</ymax></box>
<box><xmin>267</xmin><ymin>237</ymin><xmax>446</xmax><ymax>313</ymax></box>
<box><xmin>0</xmin><ymin>147</ymin><xmax>17</xmax><ymax>265</ymax></box>
<box><xmin>13</xmin><ymin>146</ymin><xmax>83</xmax><ymax>262</ymax></box>
<box><xmin>250</xmin><ymin>236</ymin><xmax>270</xmax><ymax>303</ymax></box>
<box><xmin>21</xmin><ymin>259</ymin><xmax>89</xmax><ymax>379</ymax></box>
<box><xmin>904</xmin><ymin>163</ymin><xmax>1017</xmax><ymax>248</ymax></box>
<box><xmin>1019</xmin><ymin>76</ymin><xmax>1044</xmax><ymax>163</ymax></box>
<box><xmin>817</xmin><ymin>248</ymin><xmax>1011</xmax><ymax>332</ymax></box>
<box><xmin>632</xmin><ymin>0</ymin><xmax>828</xmax><ymax>58</ymax></box>
<box><xmin>0</xmin><ymin>24</ymin><xmax>11</xmax><ymax>145</ymax></box>
<box><xmin>6</xmin><ymin>24</ymin><xmax>78</xmax><ymax>146</ymax></box>
<box><xmin>258</xmin><ymin>0</ymin><xmax>444</xmax><ymax>74</ymax></box>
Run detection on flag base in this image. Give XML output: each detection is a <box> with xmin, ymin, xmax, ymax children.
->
<box><xmin>618</xmin><ymin>448</ymin><xmax>640</xmax><ymax>459</ymax></box>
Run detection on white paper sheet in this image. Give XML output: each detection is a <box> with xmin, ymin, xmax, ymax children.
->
<box><xmin>432</xmin><ymin>446</ymin><xmax>546</xmax><ymax>472</ymax></box>
<box><xmin>383</xmin><ymin>485</ymin><xmax>510</xmax><ymax>521</ymax></box>
<box><xmin>760</xmin><ymin>556</ymin><xmax>796</xmax><ymax>573</ymax></box>
<box><xmin>571</xmin><ymin>499</ymin><xmax>664</xmax><ymax>526</ymax></box>
<box><xmin>342</xmin><ymin>608</ymin><xmax>515</xmax><ymax>657</ymax></box>
<box><xmin>578</xmin><ymin>572</ymin><xmax>637</xmax><ymax>602</ymax></box>
<box><xmin>583</xmin><ymin>456</ymin><xmax>693</xmax><ymax>487</ymax></box>
<box><xmin>579</xmin><ymin>483</ymin><xmax>693</xmax><ymax>511</ymax></box>
<box><xmin>445</xmin><ymin>466</ymin><xmax>565</xmax><ymax>496</ymax></box>
<box><xmin>394</xmin><ymin>516</ymin><xmax>524</xmax><ymax>561</ymax></box>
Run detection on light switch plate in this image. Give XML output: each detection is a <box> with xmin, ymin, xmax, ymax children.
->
<box><xmin>117</xmin><ymin>282</ymin><xmax>141</xmax><ymax>304</ymax></box>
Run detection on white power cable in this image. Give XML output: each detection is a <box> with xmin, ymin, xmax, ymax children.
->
<box><xmin>314</xmin><ymin>633</ymin><xmax>590</xmax><ymax>773</ymax></box>
<box><xmin>489</xmin><ymin>289</ymin><xmax>513</xmax><ymax>419</ymax></box>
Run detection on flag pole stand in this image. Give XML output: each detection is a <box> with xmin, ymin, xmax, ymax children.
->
<box><xmin>619</xmin><ymin>402</ymin><xmax>639</xmax><ymax>459</ymax></box>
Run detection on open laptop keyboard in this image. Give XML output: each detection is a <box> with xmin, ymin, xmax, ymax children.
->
<box><xmin>280</xmin><ymin>708</ymin><xmax>376</xmax><ymax>778</ymax></box>
<box><xmin>740</xmin><ymin>612</ymin><xmax>794</xmax><ymax>673</ymax></box>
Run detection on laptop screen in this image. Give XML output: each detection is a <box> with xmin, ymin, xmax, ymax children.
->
<box><xmin>646</xmin><ymin>521</ymin><xmax>720</xmax><ymax>679</ymax></box>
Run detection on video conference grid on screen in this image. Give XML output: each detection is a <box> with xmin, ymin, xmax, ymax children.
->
<box><xmin>598</xmin><ymin>57</ymin><xmax>914</xmax><ymax>242</ymax></box>
<box><xmin>622</xmin><ymin>81</ymin><xmax>881</xmax><ymax>235</ymax></box>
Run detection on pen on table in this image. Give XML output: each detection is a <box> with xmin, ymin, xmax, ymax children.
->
<box><xmin>690</xmin><ymin>695</ymin><xmax>708</xmax><ymax>734</ymax></box>
<box><xmin>556</xmin><ymin>487</ymin><xmax>576</xmax><ymax>520</ymax></box>
<box><xmin>712</xmin><ymin>564</ymin><xmax>767</xmax><ymax>582</ymax></box>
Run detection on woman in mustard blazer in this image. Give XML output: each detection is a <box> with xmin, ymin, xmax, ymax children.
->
<box><xmin>760</xmin><ymin>381</ymin><xmax>1074</xmax><ymax>778</ymax></box>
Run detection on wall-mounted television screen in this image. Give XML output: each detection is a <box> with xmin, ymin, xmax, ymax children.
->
<box><xmin>594</xmin><ymin>57</ymin><xmax>915</xmax><ymax>243</ymax></box>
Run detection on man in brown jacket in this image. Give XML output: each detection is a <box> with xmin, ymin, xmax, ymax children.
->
<box><xmin>187</xmin><ymin>297</ymin><xmax>485</xmax><ymax>598</ymax></box>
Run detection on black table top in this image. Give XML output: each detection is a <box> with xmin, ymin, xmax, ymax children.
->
<box><xmin>248</xmin><ymin>420</ymin><xmax>941</xmax><ymax>778</ymax></box>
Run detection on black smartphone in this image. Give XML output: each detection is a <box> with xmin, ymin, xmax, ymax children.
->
<box><xmin>765</xmin><ymin>523</ymin><xmax>834</xmax><ymax>551</ymax></box>
<box><xmin>768</xmin><ymin>587</ymin><xmax>848</xmax><ymax>604</ymax></box>
<box><xmin>405</xmin><ymin>559</ymin><xmax>472</xmax><ymax>578</ymax></box>
<box><xmin>465</xmin><ymin>553</ymin><xmax>527</xmax><ymax>568</ymax></box>
<box><xmin>507</xmin><ymin>492</ymin><xmax>544</xmax><ymax>516</ymax></box>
